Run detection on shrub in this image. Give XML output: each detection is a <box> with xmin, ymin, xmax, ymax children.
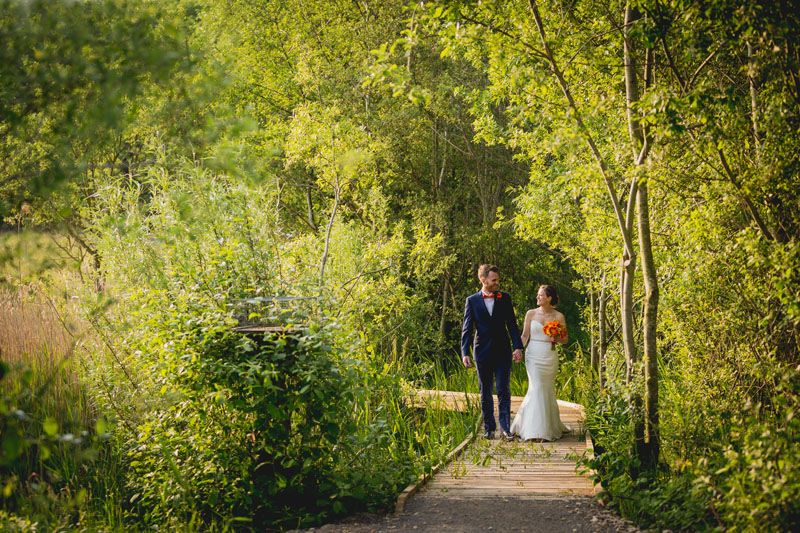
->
<box><xmin>583</xmin><ymin>379</ymin><xmax>714</xmax><ymax>530</ymax></box>
<box><xmin>694</xmin><ymin>368</ymin><xmax>800</xmax><ymax>531</ymax></box>
<box><xmin>124</xmin><ymin>306</ymin><xmax>416</xmax><ymax>529</ymax></box>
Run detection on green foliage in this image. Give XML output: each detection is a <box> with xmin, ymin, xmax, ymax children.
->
<box><xmin>82</xmin><ymin>148</ymin><xmax>477</xmax><ymax>528</ymax></box>
<box><xmin>584</xmin><ymin>378</ymin><xmax>714</xmax><ymax>530</ymax></box>
<box><xmin>410</xmin><ymin>0</ymin><xmax>800</xmax><ymax>529</ymax></box>
<box><xmin>111</xmin><ymin>281</ymin><xmax>473</xmax><ymax>529</ymax></box>
<box><xmin>586</xmin><ymin>365</ymin><xmax>800</xmax><ymax>531</ymax></box>
<box><xmin>0</xmin><ymin>509</ymin><xmax>37</xmax><ymax>532</ymax></box>
<box><xmin>4</xmin><ymin>0</ymin><xmax>798</xmax><ymax>530</ymax></box>
<box><xmin>124</xmin><ymin>313</ymin><xmax>408</xmax><ymax>528</ymax></box>
<box><xmin>695</xmin><ymin>369</ymin><xmax>800</xmax><ymax>531</ymax></box>
<box><xmin>0</xmin><ymin>0</ymin><xmax>187</xmax><ymax>215</ymax></box>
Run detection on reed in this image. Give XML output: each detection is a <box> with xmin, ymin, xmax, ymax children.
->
<box><xmin>0</xmin><ymin>286</ymin><xmax>72</xmax><ymax>364</ymax></box>
<box><xmin>0</xmin><ymin>285</ymin><xmax>132</xmax><ymax>530</ymax></box>
<box><xmin>0</xmin><ymin>286</ymin><xmax>92</xmax><ymax>428</ymax></box>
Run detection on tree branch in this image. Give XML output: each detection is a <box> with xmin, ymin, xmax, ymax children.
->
<box><xmin>687</xmin><ymin>48</ymin><xmax>718</xmax><ymax>89</ymax></box>
<box><xmin>528</xmin><ymin>0</ymin><xmax>635</xmax><ymax>258</ymax></box>
<box><xmin>318</xmin><ymin>180</ymin><xmax>339</xmax><ymax>288</ymax></box>
<box><xmin>716</xmin><ymin>148</ymin><xmax>777</xmax><ymax>241</ymax></box>
<box><xmin>456</xmin><ymin>10</ymin><xmax>549</xmax><ymax>61</ymax></box>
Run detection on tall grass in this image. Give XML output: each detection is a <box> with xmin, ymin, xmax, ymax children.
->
<box><xmin>0</xmin><ymin>286</ymin><xmax>91</xmax><ymax>429</ymax></box>
<box><xmin>0</xmin><ymin>279</ymin><xmax>126</xmax><ymax>529</ymax></box>
<box><xmin>405</xmin><ymin>359</ymin><xmax>480</xmax><ymax>467</ymax></box>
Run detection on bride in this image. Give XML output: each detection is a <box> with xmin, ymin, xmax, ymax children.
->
<box><xmin>510</xmin><ymin>285</ymin><xmax>568</xmax><ymax>442</ymax></box>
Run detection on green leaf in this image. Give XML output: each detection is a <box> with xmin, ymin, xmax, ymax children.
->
<box><xmin>43</xmin><ymin>417</ymin><xmax>58</xmax><ymax>437</ymax></box>
<box><xmin>2</xmin><ymin>430</ymin><xmax>24</xmax><ymax>462</ymax></box>
<box><xmin>2</xmin><ymin>478</ymin><xmax>16</xmax><ymax>498</ymax></box>
<box><xmin>95</xmin><ymin>417</ymin><xmax>108</xmax><ymax>435</ymax></box>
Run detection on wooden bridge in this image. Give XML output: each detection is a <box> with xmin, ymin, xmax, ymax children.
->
<box><xmin>398</xmin><ymin>389</ymin><xmax>597</xmax><ymax>512</ymax></box>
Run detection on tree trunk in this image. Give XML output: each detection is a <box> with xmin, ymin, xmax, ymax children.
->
<box><xmin>306</xmin><ymin>184</ymin><xmax>316</xmax><ymax>229</ymax></box>
<box><xmin>621</xmin><ymin>254</ymin><xmax>637</xmax><ymax>377</ymax></box>
<box><xmin>66</xmin><ymin>223</ymin><xmax>104</xmax><ymax>292</ymax></box>
<box><xmin>528</xmin><ymin>0</ymin><xmax>640</xmax><ymax>383</ymax></box>
<box><xmin>638</xmin><ymin>179</ymin><xmax>660</xmax><ymax>470</ymax></box>
<box><xmin>624</xmin><ymin>3</ymin><xmax>658</xmax><ymax>475</ymax></box>
<box><xmin>590</xmin><ymin>287</ymin><xmax>599</xmax><ymax>380</ymax></box>
<box><xmin>439</xmin><ymin>273</ymin><xmax>449</xmax><ymax>341</ymax></box>
<box><xmin>319</xmin><ymin>182</ymin><xmax>340</xmax><ymax>288</ymax></box>
<box><xmin>598</xmin><ymin>275</ymin><xmax>607</xmax><ymax>390</ymax></box>
<box><xmin>747</xmin><ymin>41</ymin><xmax>761</xmax><ymax>162</ymax></box>
<box><xmin>622</xmin><ymin>176</ymin><xmax>639</xmax><ymax>384</ymax></box>
<box><xmin>624</xmin><ymin>6</ymin><xmax>644</xmax><ymax>153</ymax></box>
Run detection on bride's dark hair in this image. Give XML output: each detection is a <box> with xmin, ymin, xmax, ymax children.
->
<box><xmin>540</xmin><ymin>284</ymin><xmax>559</xmax><ymax>305</ymax></box>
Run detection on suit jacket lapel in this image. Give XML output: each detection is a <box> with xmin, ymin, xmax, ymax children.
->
<box><xmin>493</xmin><ymin>292</ymin><xmax>504</xmax><ymax>320</ymax></box>
<box><xmin>473</xmin><ymin>292</ymin><xmax>490</xmax><ymax>322</ymax></box>
<box><xmin>477</xmin><ymin>291</ymin><xmax>503</xmax><ymax>322</ymax></box>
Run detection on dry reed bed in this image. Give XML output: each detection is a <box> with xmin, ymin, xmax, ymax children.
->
<box><xmin>0</xmin><ymin>285</ymin><xmax>94</xmax><ymax>428</ymax></box>
<box><xmin>0</xmin><ymin>286</ymin><xmax>74</xmax><ymax>367</ymax></box>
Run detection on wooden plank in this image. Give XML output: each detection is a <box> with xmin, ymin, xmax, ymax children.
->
<box><xmin>232</xmin><ymin>325</ymin><xmax>304</xmax><ymax>334</ymax></box>
<box><xmin>419</xmin><ymin>487</ymin><xmax>594</xmax><ymax>500</ymax></box>
<box><xmin>426</xmin><ymin>481</ymin><xmax>596</xmax><ymax>489</ymax></box>
<box><xmin>427</xmin><ymin>484</ymin><xmax>596</xmax><ymax>490</ymax></box>
<box><xmin>396</xmin><ymin>389</ymin><xmax>598</xmax><ymax>509</ymax></box>
<box><xmin>445</xmin><ymin>462</ymin><xmax>581</xmax><ymax>468</ymax></box>
<box><xmin>432</xmin><ymin>478</ymin><xmax>595</xmax><ymax>482</ymax></box>
<box><xmin>409</xmin><ymin>390</ymin><xmax>585</xmax><ymax>417</ymax></box>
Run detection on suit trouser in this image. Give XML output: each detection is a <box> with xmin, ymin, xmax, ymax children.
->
<box><xmin>476</xmin><ymin>357</ymin><xmax>512</xmax><ymax>432</ymax></box>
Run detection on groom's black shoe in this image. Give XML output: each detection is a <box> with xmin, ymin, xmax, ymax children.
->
<box><xmin>500</xmin><ymin>430</ymin><xmax>514</xmax><ymax>442</ymax></box>
<box><xmin>482</xmin><ymin>430</ymin><xmax>495</xmax><ymax>440</ymax></box>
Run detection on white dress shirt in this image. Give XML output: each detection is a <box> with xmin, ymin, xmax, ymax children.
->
<box><xmin>482</xmin><ymin>292</ymin><xmax>495</xmax><ymax>316</ymax></box>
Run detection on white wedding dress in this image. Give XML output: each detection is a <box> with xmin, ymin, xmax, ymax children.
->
<box><xmin>510</xmin><ymin>320</ymin><xmax>567</xmax><ymax>441</ymax></box>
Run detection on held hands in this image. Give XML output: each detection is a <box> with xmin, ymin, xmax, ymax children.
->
<box><xmin>464</xmin><ymin>351</ymin><xmax>523</xmax><ymax>366</ymax></box>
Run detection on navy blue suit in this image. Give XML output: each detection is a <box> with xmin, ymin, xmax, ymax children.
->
<box><xmin>461</xmin><ymin>291</ymin><xmax>524</xmax><ymax>433</ymax></box>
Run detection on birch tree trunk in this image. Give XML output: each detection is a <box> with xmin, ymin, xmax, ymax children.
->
<box><xmin>598</xmin><ymin>276</ymin><xmax>607</xmax><ymax>390</ymax></box>
<box><xmin>590</xmin><ymin>287</ymin><xmax>599</xmax><ymax>380</ymax></box>
<box><xmin>638</xmin><ymin>179</ymin><xmax>660</xmax><ymax>470</ymax></box>
<box><xmin>624</xmin><ymin>4</ymin><xmax>659</xmax><ymax>471</ymax></box>
<box><xmin>319</xmin><ymin>180</ymin><xmax>340</xmax><ymax>288</ymax></box>
<box><xmin>528</xmin><ymin>0</ymin><xmax>639</xmax><ymax>383</ymax></box>
<box><xmin>439</xmin><ymin>274</ymin><xmax>449</xmax><ymax>341</ymax></box>
<box><xmin>622</xmin><ymin>180</ymin><xmax>638</xmax><ymax>386</ymax></box>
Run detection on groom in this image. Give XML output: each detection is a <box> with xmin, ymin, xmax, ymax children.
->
<box><xmin>461</xmin><ymin>264</ymin><xmax>524</xmax><ymax>440</ymax></box>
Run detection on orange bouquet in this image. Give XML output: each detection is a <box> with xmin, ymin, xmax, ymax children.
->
<box><xmin>542</xmin><ymin>321</ymin><xmax>567</xmax><ymax>349</ymax></box>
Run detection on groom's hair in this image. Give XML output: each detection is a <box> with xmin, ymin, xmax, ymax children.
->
<box><xmin>477</xmin><ymin>264</ymin><xmax>499</xmax><ymax>278</ymax></box>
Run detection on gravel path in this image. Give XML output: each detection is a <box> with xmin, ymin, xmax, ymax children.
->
<box><xmin>301</xmin><ymin>494</ymin><xmax>639</xmax><ymax>532</ymax></box>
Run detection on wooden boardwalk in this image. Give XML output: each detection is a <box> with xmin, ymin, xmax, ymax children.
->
<box><xmin>399</xmin><ymin>390</ymin><xmax>596</xmax><ymax>510</ymax></box>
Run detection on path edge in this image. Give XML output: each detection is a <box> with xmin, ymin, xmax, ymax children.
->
<box><xmin>578</xmin><ymin>403</ymin><xmax>601</xmax><ymax>496</ymax></box>
<box><xmin>394</xmin><ymin>413</ymin><xmax>482</xmax><ymax>513</ymax></box>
